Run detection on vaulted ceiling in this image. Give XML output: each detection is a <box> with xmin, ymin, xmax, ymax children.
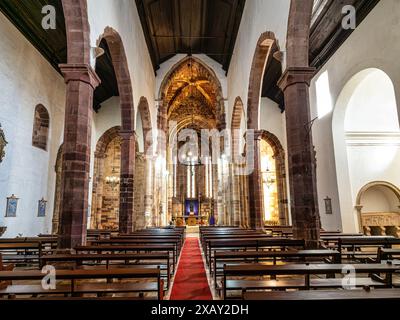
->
<box><xmin>135</xmin><ymin>0</ymin><xmax>246</xmax><ymax>72</ymax></box>
<box><xmin>164</xmin><ymin>57</ymin><xmax>220</xmax><ymax>129</ymax></box>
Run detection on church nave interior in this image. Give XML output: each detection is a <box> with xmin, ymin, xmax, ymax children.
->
<box><xmin>0</xmin><ymin>0</ymin><xmax>400</xmax><ymax>309</ymax></box>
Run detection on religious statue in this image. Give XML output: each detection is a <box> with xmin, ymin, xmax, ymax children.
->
<box><xmin>0</xmin><ymin>124</ymin><xmax>7</xmax><ymax>164</ymax></box>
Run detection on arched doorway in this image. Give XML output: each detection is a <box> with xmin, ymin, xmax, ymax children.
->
<box><xmin>90</xmin><ymin>127</ymin><xmax>121</xmax><ymax>230</ymax></box>
<box><xmin>356</xmin><ymin>181</ymin><xmax>400</xmax><ymax>237</ymax></box>
<box><xmin>259</xmin><ymin>131</ymin><xmax>289</xmax><ymax>226</ymax></box>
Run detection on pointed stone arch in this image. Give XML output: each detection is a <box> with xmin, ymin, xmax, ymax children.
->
<box><xmin>247</xmin><ymin>31</ymin><xmax>280</xmax><ymax>130</ymax></box>
<box><xmin>355</xmin><ymin>181</ymin><xmax>400</xmax><ymax>237</ymax></box>
<box><xmin>246</xmin><ymin>32</ymin><xmax>280</xmax><ymax>231</ymax></box>
<box><xmin>97</xmin><ymin>27</ymin><xmax>135</xmax><ymax>233</ymax></box>
<box><xmin>157</xmin><ymin>56</ymin><xmax>226</xmax><ymax>143</ymax></box>
<box><xmin>97</xmin><ymin>27</ymin><xmax>135</xmax><ymax>132</ymax></box>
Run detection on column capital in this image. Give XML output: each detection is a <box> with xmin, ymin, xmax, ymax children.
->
<box><xmin>245</xmin><ymin>130</ymin><xmax>263</xmax><ymax>141</ymax></box>
<box><xmin>119</xmin><ymin>130</ymin><xmax>136</xmax><ymax>140</ymax></box>
<box><xmin>59</xmin><ymin>63</ymin><xmax>101</xmax><ymax>89</ymax></box>
<box><xmin>278</xmin><ymin>67</ymin><xmax>316</xmax><ymax>92</ymax></box>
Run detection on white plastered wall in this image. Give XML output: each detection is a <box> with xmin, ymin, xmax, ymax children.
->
<box><xmin>309</xmin><ymin>0</ymin><xmax>400</xmax><ymax>232</ymax></box>
<box><xmin>0</xmin><ymin>12</ymin><xmax>66</xmax><ymax>237</ymax></box>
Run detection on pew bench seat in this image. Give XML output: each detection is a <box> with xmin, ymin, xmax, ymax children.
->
<box><xmin>242</xmin><ymin>288</ymin><xmax>400</xmax><ymax>301</ymax></box>
<box><xmin>0</xmin><ymin>282</ymin><xmax>160</xmax><ymax>298</ymax></box>
<box><xmin>0</xmin><ymin>268</ymin><xmax>163</xmax><ymax>299</ymax></box>
<box><xmin>79</xmin><ymin>264</ymin><xmax>170</xmax><ymax>289</ymax></box>
<box><xmin>222</xmin><ymin>278</ymin><xmax>386</xmax><ymax>298</ymax></box>
<box><xmin>1</xmin><ymin>255</ymin><xmax>40</xmax><ymax>263</ymax></box>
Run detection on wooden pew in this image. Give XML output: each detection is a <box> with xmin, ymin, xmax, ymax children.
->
<box><xmin>145</xmin><ymin>227</ymin><xmax>186</xmax><ymax>235</ymax></box>
<box><xmin>75</xmin><ymin>244</ymin><xmax>177</xmax><ymax>272</ymax></box>
<box><xmin>378</xmin><ymin>248</ymin><xmax>400</xmax><ymax>262</ymax></box>
<box><xmin>206</xmin><ymin>238</ymin><xmax>305</xmax><ymax>268</ymax></box>
<box><xmin>321</xmin><ymin>234</ymin><xmax>365</xmax><ymax>249</ymax></box>
<box><xmin>0</xmin><ymin>254</ymin><xmax>14</xmax><ymax>290</ymax></box>
<box><xmin>199</xmin><ymin>227</ymin><xmax>243</xmax><ymax>241</ymax></box>
<box><xmin>212</xmin><ymin>249</ymin><xmax>341</xmax><ymax>287</ymax></box>
<box><xmin>86</xmin><ymin>230</ymin><xmax>119</xmax><ymax>242</ymax></box>
<box><xmin>200</xmin><ymin>227</ymin><xmax>244</xmax><ymax>244</ymax></box>
<box><xmin>40</xmin><ymin>252</ymin><xmax>171</xmax><ymax>288</ymax></box>
<box><xmin>91</xmin><ymin>238</ymin><xmax>181</xmax><ymax>262</ymax></box>
<box><xmin>222</xmin><ymin>263</ymin><xmax>400</xmax><ymax>299</ymax></box>
<box><xmin>201</xmin><ymin>231</ymin><xmax>265</xmax><ymax>250</ymax></box>
<box><xmin>243</xmin><ymin>288</ymin><xmax>400</xmax><ymax>301</ymax></box>
<box><xmin>0</xmin><ymin>268</ymin><xmax>163</xmax><ymax>300</ymax></box>
<box><xmin>337</xmin><ymin>236</ymin><xmax>400</xmax><ymax>262</ymax></box>
<box><xmin>0</xmin><ymin>243</ymin><xmax>43</xmax><ymax>266</ymax></box>
<box><xmin>377</xmin><ymin>248</ymin><xmax>400</xmax><ymax>287</ymax></box>
<box><xmin>0</xmin><ymin>237</ymin><xmax>57</xmax><ymax>249</ymax></box>
<box><xmin>111</xmin><ymin>233</ymin><xmax>184</xmax><ymax>252</ymax></box>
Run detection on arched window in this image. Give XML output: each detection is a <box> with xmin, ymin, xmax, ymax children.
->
<box><xmin>32</xmin><ymin>104</ymin><xmax>50</xmax><ymax>150</ymax></box>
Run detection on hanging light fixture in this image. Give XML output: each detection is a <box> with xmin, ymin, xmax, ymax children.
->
<box><xmin>261</xmin><ymin>156</ymin><xmax>276</xmax><ymax>189</ymax></box>
<box><xmin>105</xmin><ymin>141</ymin><xmax>120</xmax><ymax>191</ymax></box>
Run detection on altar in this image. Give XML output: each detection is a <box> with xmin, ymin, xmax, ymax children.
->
<box><xmin>172</xmin><ymin>199</ymin><xmax>212</xmax><ymax>226</ymax></box>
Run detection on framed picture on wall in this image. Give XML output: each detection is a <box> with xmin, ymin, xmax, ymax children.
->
<box><xmin>5</xmin><ymin>194</ymin><xmax>18</xmax><ymax>217</ymax></box>
<box><xmin>324</xmin><ymin>197</ymin><xmax>333</xmax><ymax>215</ymax></box>
<box><xmin>38</xmin><ymin>198</ymin><xmax>47</xmax><ymax>217</ymax></box>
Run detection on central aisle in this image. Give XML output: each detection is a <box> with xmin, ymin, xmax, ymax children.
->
<box><xmin>169</xmin><ymin>237</ymin><xmax>213</xmax><ymax>300</ymax></box>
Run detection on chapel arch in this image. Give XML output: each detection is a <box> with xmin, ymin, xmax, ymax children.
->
<box><xmin>355</xmin><ymin>181</ymin><xmax>400</xmax><ymax>237</ymax></box>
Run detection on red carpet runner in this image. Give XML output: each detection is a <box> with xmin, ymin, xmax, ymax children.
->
<box><xmin>170</xmin><ymin>237</ymin><xmax>213</xmax><ymax>300</ymax></box>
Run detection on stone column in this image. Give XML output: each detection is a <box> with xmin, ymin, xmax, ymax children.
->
<box><xmin>144</xmin><ymin>157</ymin><xmax>154</xmax><ymax>227</ymax></box>
<box><xmin>91</xmin><ymin>152</ymin><xmax>106</xmax><ymax>229</ymax></box>
<box><xmin>278</xmin><ymin>67</ymin><xmax>321</xmax><ymax>248</ymax></box>
<box><xmin>247</xmin><ymin>130</ymin><xmax>264</xmax><ymax>230</ymax></box>
<box><xmin>119</xmin><ymin>130</ymin><xmax>135</xmax><ymax>234</ymax></box>
<box><xmin>231</xmin><ymin>164</ymin><xmax>241</xmax><ymax>226</ymax></box>
<box><xmin>58</xmin><ymin>64</ymin><xmax>100</xmax><ymax>249</ymax></box>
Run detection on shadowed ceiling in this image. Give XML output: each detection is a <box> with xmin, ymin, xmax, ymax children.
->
<box><xmin>135</xmin><ymin>0</ymin><xmax>246</xmax><ymax>72</ymax></box>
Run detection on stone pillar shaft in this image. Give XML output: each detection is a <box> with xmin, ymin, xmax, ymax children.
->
<box><xmin>119</xmin><ymin>131</ymin><xmax>135</xmax><ymax>234</ymax></box>
<box><xmin>247</xmin><ymin>131</ymin><xmax>264</xmax><ymax>230</ymax></box>
<box><xmin>58</xmin><ymin>64</ymin><xmax>100</xmax><ymax>249</ymax></box>
<box><xmin>279</xmin><ymin>67</ymin><xmax>321</xmax><ymax>247</ymax></box>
